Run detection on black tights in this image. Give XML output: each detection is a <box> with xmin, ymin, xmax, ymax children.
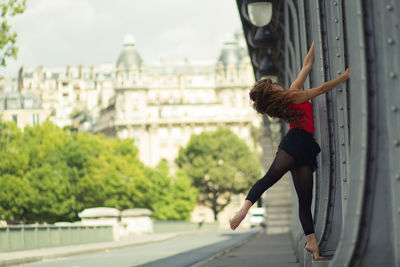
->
<box><xmin>245</xmin><ymin>149</ymin><xmax>315</xmax><ymax>235</ymax></box>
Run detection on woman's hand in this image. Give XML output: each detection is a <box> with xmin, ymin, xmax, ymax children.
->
<box><xmin>230</xmin><ymin>209</ymin><xmax>247</xmax><ymax>230</ymax></box>
<box><xmin>230</xmin><ymin>200</ymin><xmax>252</xmax><ymax>230</ymax></box>
<box><xmin>344</xmin><ymin>66</ymin><xmax>350</xmax><ymax>79</ymax></box>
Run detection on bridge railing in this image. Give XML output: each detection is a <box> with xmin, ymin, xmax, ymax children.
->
<box><xmin>0</xmin><ymin>224</ymin><xmax>113</xmax><ymax>252</ymax></box>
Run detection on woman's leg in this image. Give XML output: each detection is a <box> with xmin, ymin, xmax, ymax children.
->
<box><xmin>290</xmin><ymin>165</ymin><xmax>324</xmax><ymax>260</ymax></box>
<box><xmin>230</xmin><ymin>149</ymin><xmax>296</xmax><ymax>230</ymax></box>
<box><xmin>245</xmin><ymin>149</ymin><xmax>297</xmax><ymax>203</ymax></box>
<box><xmin>290</xmin><ymin>165</ymin><xmax>314</xmax><ymax>235</ymax></box>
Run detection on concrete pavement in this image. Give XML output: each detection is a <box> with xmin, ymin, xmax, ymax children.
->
<box><xmin>0</xmin><ymin>229</ymin><xmax>262</xmax><ymax>267</ymax></box>
<box><xmin>0</xmin><ymin>232</ymin><xmax>180</xmax><ymax>267</ymax></box>
<box><xmin>195</xmin><ymin>232</ymin><xmax>299</xmax><ymax>267</ymax></box>
<box><xmin>0</xmin><ymin>229</ymin><xmax>304</xmax><ymax>267</ymax></box>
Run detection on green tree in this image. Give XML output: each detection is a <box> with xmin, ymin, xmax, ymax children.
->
<box><xmin>24</xmin><ymin>163</ymin><xmax>77</xmax><ymax>223</ymax></box>
<box><xmin>0</xmin><ymin>119</ymin><xmax>198</xmax><ymax>223</ymax></box>
<box><xmin>142</xmin><ymin>161</ymin><xmax>198</xmax><ymax>220</ymax></box>
<box><xmin>0</xmin><ymin>174</ymin><xmax>34</xmax><ymax>223</ymax></box>
<box><xmin>0</xmin><ymin>0</ymin><xmax>26</xmax><ymax>66</ymax></box>
<box><xmin>176</xmin><ymin>128</ymin><xmax>261</xmax><ymax>221</ymax></box>
<box><xmin>0</xmin><ymin>121</ymin><xmax>33</xmax><ymax>223</ymax></box>
<box><xmin>21</xmin><ymin>121</ymin><xmax>79</xmax><ymax>223</ymax></box>
<box><xmin>0</xmin><ymin>120</ymin><xmax>28</xmax><ymax>177</ymax></box>
<box><xmin>75</xmin><ymin>134</ymin><xmax>146</xmax><ymax>211</ymax></box>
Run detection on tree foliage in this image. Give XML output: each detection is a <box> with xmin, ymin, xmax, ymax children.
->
<box><xmin>176</xmin><ymin>128</ymin><xmax>261</xmax><ymax>220</ymax></box>
<box><xmin>143</xmin><ymin>160</ymin><xmax>198</xmax><ymax>220</ymax></box>
<box><xmin>0</xmin><ymin>0</ymin><xmax>26</xmax><ymax>66</ymax></box>
<box><xmin>0</xmin><ymin>120</ymin><xmax>197</xmax><ymax>223</ymax></box>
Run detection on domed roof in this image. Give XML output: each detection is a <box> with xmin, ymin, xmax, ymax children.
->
<box><xmin>116</xmin><ymin>34</ymin><xmax>143</xmax><ymax>71</ymax></box>
<box><xmin>217</xmin><ymin>34</ymin><xmax>242</xmax><ymax>67</ymax></box>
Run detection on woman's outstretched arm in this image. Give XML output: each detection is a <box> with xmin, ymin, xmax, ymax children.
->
<box><xmin>290</xmin><ymin>42</ymin><xmax>315</xmax><ymax>91</ymax></box>
<box><xmin>289</xmin><ymin>67</ymin><xmax>350</xmax><ymax>104</ymax></box>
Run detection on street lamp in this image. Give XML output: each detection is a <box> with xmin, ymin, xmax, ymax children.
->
<box><xmin>247</xmin><ymin>1</ymin><xmax>273</xmax><ymax>27</ymax></box>
<box><xmin>259</xmin><ymin>54</ymin><xmax>278</xmax><ymax>75</ymax></box>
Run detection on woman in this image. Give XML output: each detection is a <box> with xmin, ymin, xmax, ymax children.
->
<box><xmin>230</xmin><ymin>42</ymin><xmax>350</xmax><ymax>260</ymax></box>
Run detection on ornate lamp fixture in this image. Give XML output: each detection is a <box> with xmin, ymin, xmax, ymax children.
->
<box><xmin>247</xmin><ymin>1</ymin><xmax>273</xmax><ymax>27</ymax></box>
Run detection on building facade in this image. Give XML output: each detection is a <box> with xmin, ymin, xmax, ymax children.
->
<box><xmin>94</xmin><ymin>33</ymin><xmax>261</xmax><ymax>167</ymax></box>
<box><xmin>20</xmin><ymin>63</ymin><xmax>115</xmax><ymax>131</ymax></box>
<box><xmin>17</xmin><ymin>33</ymin><xmax>261</xmax><ymax>167</ymax></box>
<box><xmin>0</xmin><ymin>78</ymin><xmax>49</xmax><ymax>129</ymax></box>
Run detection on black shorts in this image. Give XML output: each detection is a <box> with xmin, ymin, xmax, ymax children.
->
<box><xmin>277</xmin><ymin>128</ymin><xmax>321</xmax><ymax>172</ymax></box>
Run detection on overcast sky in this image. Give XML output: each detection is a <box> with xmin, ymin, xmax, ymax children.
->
<box><xmin>1</xmin><ymin>0</ymin><xmax>242</xmax><ymax>77</ymax></box>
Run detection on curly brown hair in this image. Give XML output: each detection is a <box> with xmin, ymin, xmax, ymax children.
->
<box><xmin>249</xmin><ymin>78</ymin><xmax>306</xmax><ymax>128</ymax></box>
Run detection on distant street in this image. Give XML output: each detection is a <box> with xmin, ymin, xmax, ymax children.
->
<box><xmin>20</xmin><ymin>230</ymin><xmax>260</xmax><ymax>267</ymax></box>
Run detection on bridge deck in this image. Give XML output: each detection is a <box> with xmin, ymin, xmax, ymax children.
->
<box><xmin>204</xmin><ymin>232</ymin><xmax>299</xmax><ymax>267</ymax></box>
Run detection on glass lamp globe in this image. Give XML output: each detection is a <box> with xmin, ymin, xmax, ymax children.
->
<box><xmin>247</xmin><ymin>2</ymin><xmax>273</xmax><ymax>27</ymax></box>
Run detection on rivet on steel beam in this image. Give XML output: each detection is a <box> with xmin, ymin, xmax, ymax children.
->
<box><xmin>343</xmin><ymin>178</ymin><xmax>347</xmax><ymax>182</ymax></box>
<box><xmin>342</xmin><ymin>160</ymin><xmax>346</xmax><ymax>164</ymax></box>
<box><xmin>392</xmin><ymin>106</ymin><xmax>399</xmax><ymax>112</ymax></box>
<box><xmin>340</xmin><ymin>124</ymin><xmax>344</xmax><ymax>128</ymax></box>
<box><xmin>389</xmin><ymin>72</ymin><xmax>397</xmax><ymax>78</ymax></box>
<box><xmin>334</xmin><ymin>18</ymin><xmax>339</xmax><ymax>23</ymax></box>
<box><xmin>339</xmin><ymin>106</ymin><xmax>343</xmax><ymax>110</ymax></box>
<box><xmin>341</xmin><ymin>142</ymin><xmax>345</xmax><ymax>146</ymax></box>
<box><xmin>388</xmin><ymin>38</ymin><xmax>395</xmax><ymax>45</ymax></box>
<box><xmin>395</xmin><ymin>173</ymin><xmax>400</xmax><ymax>180</ymax></box>
<box><xmin>394</xmin><ymin>140</ymin><xmax>400</xmax><ymax>147</ymax></box>
<box><xmin>336</xmin><ymin>36</ymin><xmax>340</xmax><ymax>40</ymax></box>
<box><xmin>334</xmin><ymin>1</ymin><xmax>338</xmax><ymax>6</ymax></box>
<box><xmin>337</xmin><ymin>71</ymin><xmax>341</xmax><ymax>75</ymax></box>
<box><xmin>386</xmin><ymin>5</ymin><xmax>393</xmax><ymax>11</ymax></box>
<box><xmin>336</xmin><ymin>53</ymin><xmax>341</xmax><ymax>57</ymax></box>
<box><xmin>338</xmin><ymin>88</ymin><xmax>342</xmax><ymax>92</ymax></box>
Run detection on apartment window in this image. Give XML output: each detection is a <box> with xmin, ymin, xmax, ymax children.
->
<box><xmin>158</xmin><ymin>128</ymin><xmax>168</xmax><ymax>143</ymax></box>
<box><xmin>171</xmin><ymin>127</ymin><xmax>181</xmax><ymax>143</ymax></box>
<box><xmin>12</xmin><ymin>114</ymin><xmax>18</xmax><ymax>123</ymax></box>
<box><xmin>32</xmin><ymin>114</ymin><xmax>39</xmax><ymax>125</ymax></box>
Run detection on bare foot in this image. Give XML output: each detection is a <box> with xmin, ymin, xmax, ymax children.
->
<box><xmin>230</xmin><ymin>211</ymin><xmax>246</xmax><ymax>230</ymax></box>
<box><xmin>305</xmin><ymin>242</ymin><xmax>326</xmax><ymax>260</ymax></box>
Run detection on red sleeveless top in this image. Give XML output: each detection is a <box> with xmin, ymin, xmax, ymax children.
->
<box><xmin>286</xmin><ymin>90</ymin><xmax>314</xmax><ymax>134</ymax></box>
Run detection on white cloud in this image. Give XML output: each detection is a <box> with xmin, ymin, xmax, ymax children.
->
<box><xmin>0</xmin><ymin>0</ymin><xmax>242</xmax><ymax>77</ymax></box>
